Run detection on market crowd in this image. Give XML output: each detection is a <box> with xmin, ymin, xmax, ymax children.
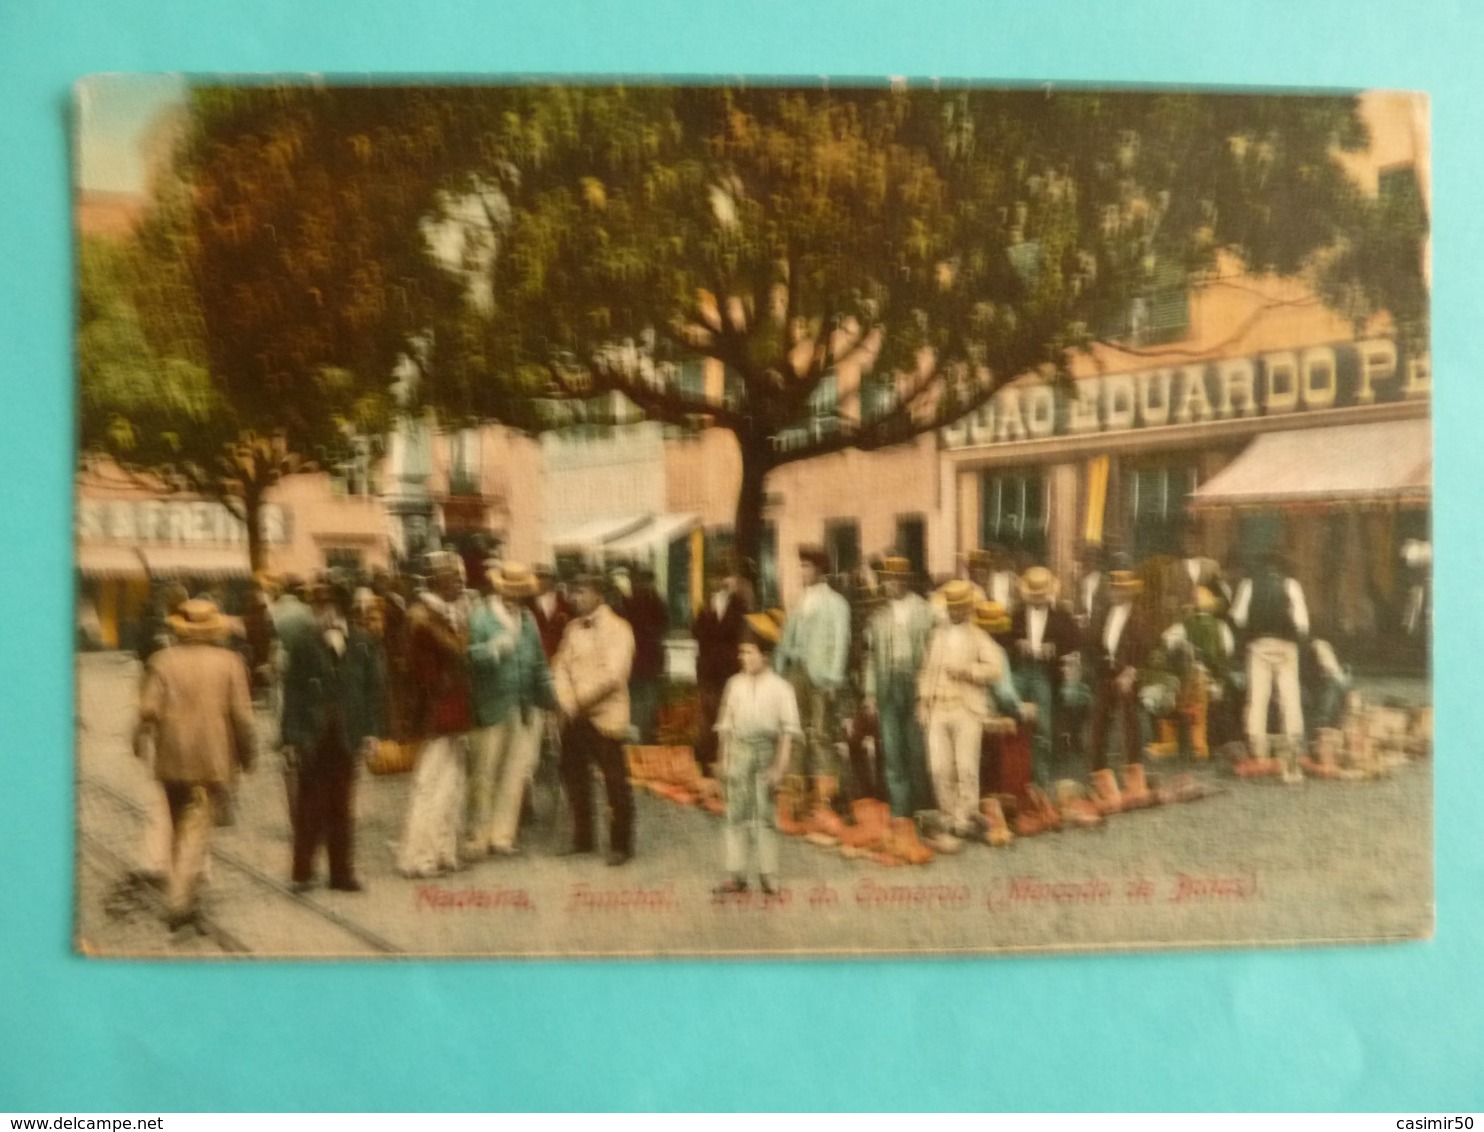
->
<box><xmin>124</xmin><ymin>532</ymin><xmax>1353</xmax><ymax>927</ymax></box>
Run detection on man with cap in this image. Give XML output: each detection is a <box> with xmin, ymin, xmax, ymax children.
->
<box><xmin>1087</xmin><ymin>569</ymin><xmax>1152</xmax><ymax>790</ymax></box>
<box><xmin>279</xmin><ymin>576</ymin><xmax>385</xmax><ymax>893</ymax></box>
<box><xmin>861</xmin><ymin>555</ymin><xmax>937</xmax><ymax>819</ymax></box>
<box><xmin>132</xmin><ymin>598</ymin><xmax>258</xmax><ymax>930</ymax></box>
<box><xmin>395</xmin><ymin>551</ymin><xmax>475</xmax><ymax>877</ymax></box>
<box><xmin>692</xmin><ymin>569</ymin><xmax>749</xmax><ymax>778</ymax></box>
<box><xmin>916</xmin><ymin>580</ymin><xmax>1004</xmax><ymax>844</ymax></box>
<box><xmin>552</xmin><ymin>573</ymin><xmax>638</xmax><ymax>865</ymax></box>
<box><xmin>1009</xmin><ymin>566</ymin><xmax>1083</xmax><ymax>787</ymax></box>
<box><xmin>775</xmin><ymin>545</ymin><xmax>852</xmax><ymax>825</ymax></box>
<box><xmin>620</xmin><ymin>565</ymin><xmax>669</xmax><ymax>744</ymax></box>
<box><xmin>1071</xmin><ymin>541</ymin><xmax>1107</xmax><ymax>629</ymax></box>
<box><xmin>465</xmin><ymin>562</ymin><xmax>556</xmax><ymax>857</ymax></box>
<box><xmin>1230</xmin><ymin>550</ymin><xmax>1310</xmax><ymax>784</ymax></box>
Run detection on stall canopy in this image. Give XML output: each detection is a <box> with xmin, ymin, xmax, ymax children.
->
<box><xmin>77</xmin><ymin>546</ymin><xmax>147</xmax><ymax>579</ymax></box>
<box><xmin>1190</xmin><ymin>418</ymin><xmax>1431</xmax><ymax>509</ymax></box>
<box><xmin>137</xmin><ymin>547</ymin><xmax>252</xmax><ymax>579</ymax></box>
<box><xmin>548</xmin><ymin>515</ymin><xmax>651</xmax><ymax>554</ymax></box>
<box><xmin>602</xmin><ymin>513</ymin><xmax>701</xmax><ymax>557</ymax></box>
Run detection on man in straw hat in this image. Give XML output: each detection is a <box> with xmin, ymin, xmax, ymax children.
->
<box><xmin>1087</xmin><ymin>569</ymin><xmax>1153</xmax><ymax>803</ymax></box>
<box><xmin>775</xmin><ymin>545</ymin><xmax>852</xmax><ymax>827</ymax></box>
<box><xmin>712</xmin><ymin>609</ymin><xmax>801</xmax><ymax>895</ymax></box>
<box><xmin>861</xmin><ymin>555</ymin><xmax>937</xmax><ymax>819</ymax></box>
<box><xmin>395</xmin><ymin>550</ymin><xmax>475</xmax><ymax>877</ymax></box>
<box><xmin>132</xmin><ymin>598</ymin><xmax>258</xmax><ymax>930</ymax></box>
<box><xmin>278</xmin><ymin>576</ymin><xmax>385</xmax><ymax>893</ymax></box>
<box><xmin>465</xmin><ymin>562</ymin><xmax>556</xmax><ymax>858</ymax></box>
<box><xmin>1009</xmin><ymin>565</ymin><xmax>1083</xmax><ymax>787</ymax></box>
<box><xmin>916</xmin><ymin>580</ymin><xmax>1004</xmax><ymax>846</ymax></box>
<box><xmin>552</xmin><ymin>573</ymin><xmax>637</xmax><ymax>865</ymax></box>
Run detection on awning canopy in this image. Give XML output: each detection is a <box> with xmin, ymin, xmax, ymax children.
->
<box><xmin>1190</xmin><ymin>418</ymin><xmax>1431</xmax><ymax>509</ymax></box>
<box><xmin>602</xmin><ymin>513</ymin><xmax>701</xmax><ymax>557</ymax></box>
<box><xmin>548</xmin><ymin>515</ymin><xmax>651</xmax><ymax>553</ymax></box>
<box><xmin>137</xmin><ymin>547</ymin><xmax>252</xmax><ymax>579</ymax></box>
<box><xmin>77</xmin><ymin>545</ymin><xmax>147</xmax><ymax>579</ymax></box>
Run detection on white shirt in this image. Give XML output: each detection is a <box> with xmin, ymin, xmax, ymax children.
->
<box><xmin>538</xmin><ymin>590</ymin><xmax>558</xmax><ymax>618</ymax></box>
<box><xmin>712</xmin><ymin>590</ymin><xmax>730</xmax><ymax>619</ymax></box>
<box><xmin>1104</xmin><ymin>603</ymin><xmax>1131</xmax><ymax>659</ymax></box>
<box><xmin>1080</xmin><ymin>573</ymin><xmax>1100</xmax><ymax>617</ymax></box>
<box><xmin>799</xmin><ymin>582</ymin><xmax>830</xmax><ymax>618</ymax></box>
<box><xmin>1027</xmin><ymin>606</ymin><xmax>1048</xmax><ymax>653</ymax></box>
<box><xmin>1185</xmin><ymin>558</ymin><xmax>1201</xmax><ymax>587</ymax></box>
<box><xmin>716</xmin><ymin>668</ymin><xmax>803</xmax><ymax>741</ymax></box>
<box><xmin>892</xmin><ymin>596</ymin><xmax>912</xmax><ymax>629</ymax></box>
<box><xmin>990</xmin><ymin>572</ymin><xmax>1014</xmax><ymax>607</ymax></box>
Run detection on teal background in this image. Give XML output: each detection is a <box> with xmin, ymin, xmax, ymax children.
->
<box><xmin>1</xmin><ymin>0</ymin><xmax>1479</xmax><ymax>1111</ymax></box>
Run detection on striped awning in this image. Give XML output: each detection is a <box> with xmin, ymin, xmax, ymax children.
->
<box><xmin>77</xmin><ymin>545</ymin><xmax>147</xmax><ymax>579</ymax></box>
<box><xmin>137</xmin><ymin>546</ymin><xmax>252</xmax><ymax>579</ymax></box>
<box><xmin>1190</xmin><ymin>418</ymin><xmax>1431</xmax><ymax>509</ymax></box>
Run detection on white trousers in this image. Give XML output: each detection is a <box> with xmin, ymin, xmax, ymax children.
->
<box><xmin>396</xmin><ymin>734</ymin><xmax>468</xmax><ymax>876</ymax></box>
<box><xmin>927</xmin><ymin>705</ymin><xmax>984</xmax><ymax>832</ymax></box>
<box><xmin>466</xmin><ymin>712</ymin><xmax>543</xmax><ymax>853</ymax></box>
<box><xmin>1246</xmin><ymin>638</ymin><xmax>1304</xmax><ymax>759</ymax></box>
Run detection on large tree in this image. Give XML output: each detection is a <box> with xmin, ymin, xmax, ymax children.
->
<box><xmin>80</xmin><ymin>85</ymin><xmax>477</xmax><ymax>570</ymax></box>
<box><xmin>433</xmin><ymin>84</ymin><xmax>1426</xmax><ymax>567</ymax></box>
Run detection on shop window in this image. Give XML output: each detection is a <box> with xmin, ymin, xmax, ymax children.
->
<box><xmin>860</xmin><ymin>369</ymin><xmax>897</xmax><ymax>421</ymax></box>
<box><xmin>666</xmin><ymin>533</ymin><xmax>691</xmax><ymax>627</ymax></box>
<box><xmin>1126</xmin><ymin>462</ymin><xmax>1199</xmax><ymax>560</ymax></box>
<box><xmin>824</xmin><ymin>518</ymin><xmax>861</xmax><ymax>582</ymax></box>
<box><xmin>980</xmin><ymin>468</ymin><xmax>1047</xmax><ymax>559</ymax></box>
<box><xmin>324</xmin><ymin>548</ymin><xmax>364</xmax><ymax>574</ymax></box>
<box><xmin>895</xmin><ymin>514</ymin><xmax>927</xmax><ymax>581</ymax></box>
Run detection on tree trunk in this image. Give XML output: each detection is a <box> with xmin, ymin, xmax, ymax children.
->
<box><xmin>732</xmin><ymin>439</ymin><xmax>773</xmax><ymax>584</ymax></box>
<box><xmin>243</xmin><ymin>483</ymin><xmax>266</xmax><ymax>576</ymax></box>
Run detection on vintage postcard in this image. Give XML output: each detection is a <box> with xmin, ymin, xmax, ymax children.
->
<box><xmin>74</xmin><ymin>77</ymin><xmax>1432</xmax><ymax>957</ymax></box>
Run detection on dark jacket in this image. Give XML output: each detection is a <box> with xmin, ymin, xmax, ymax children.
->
<box><xmin>1088</xmin><ymin>603</ymin><xmax>1150</xmax><ymax>680</ymax></box>
<box><xmin>527</xmin><ymin>591</ymin><xmax>571</xmax><ymax>661</ymax></box>
<box><xmin>692</xmin><ymin>592</ymin><xmax>748</xmax><ymax>688</ymax></box>
<box><xmin>1008</xmin><ymin>605</ymin><xmax>1082</xmax><ymax>688</ymax></box>
<box><xmin>622</xmin><ymin>587</ymin><xmax>670</xmax><ymax>681</ymax></box>
<box><xmin>278</xmin><ymin>617</ymin><xmax>386</xmax><ymax>761</ymax></box>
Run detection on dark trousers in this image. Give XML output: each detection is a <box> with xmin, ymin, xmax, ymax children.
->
<box><xmin>695</xmin><ymin>680</ymin><xmax>726</xmax><ymax>775</ymax></box>
<box><xmin>1089</xmin><ymin>676</ymin><xmax>1143</xmax><ymax>771</ymax></box>
<box><xmin>560</xmin><ymin>717</ymin><xmax>634</xmax><ymax>854</ymax></box>
<box><xmin>291</xmin><ymin>735</ymin><xmax>356</xmax><ymax>885</ymax></box>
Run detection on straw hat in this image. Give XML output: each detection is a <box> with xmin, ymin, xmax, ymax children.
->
<box><xmin>880</xmin><ymin>555</ymin><xmax>913</xmax><ymax>578</ymax></box>
<box><xmin>744</xmin><ymin>608</ymin><xmax>786</xmax><ymax>645</ymax></box>
<box><xmin>939</xmin><ymin>579</ymin><xmax>977</xmax><ymax>610</ymax></box>
<box><xmin>965</xmin><ymin>548</ymin><xmax>995</xmax><ymax>569</ymax></box>
<box><xmin>1108</xmin><ymin>569</ymin><xmax>1143</xmax><ymax>595</ymax></box>
<box><xmin>488</xmin><ymin>561</ymin><xmax>537</xmax><ymax>598</ymax></box>
<box><xmin>974</xmin><ymin>600</ymin><xmax>1012</xmax><ymax>635</ymax></box>
<box><xmin>1018</xmin><ymin>565</ymin><xmax>1059</xmax><ymax>602</ymax></box>
<box><xmin>167</xmin><ymin>598</ymin><xmax>231</xmax><ymax>643</ymax></box>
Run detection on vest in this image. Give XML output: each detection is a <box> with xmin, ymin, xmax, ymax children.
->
<box><xmin>1247</xmin><ymin>569</ymin><xmax>1297</xmax><ymax>641</ymax></box>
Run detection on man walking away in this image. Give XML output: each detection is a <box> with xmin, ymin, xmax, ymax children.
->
<box><xmin>133</xmin><ymin>598</ymin><xmax>257</xmax><ymax>931</ymax></box>
<box><xmin>1231</xmin><ymin>550</ymin><xmax>1310</xmax><ymax>784</ymax></box>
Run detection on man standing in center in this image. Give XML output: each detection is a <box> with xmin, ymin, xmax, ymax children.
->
<box><xmin>862</xmin><ymin>555</ymin><xmax>936</xmax><ymax>820</ymax></box>
<box><xmin>916</xmin><ymin>580</ymin><xmax>1003</xmax><ymax>845</ymax></box>
<box><xmin>552</xmin><ymin>573</ymin><xmax>637</xmax><ymax>866</ymax></box>
<box><xmin>466</xmin><ymin>562</ymin><xmax>556</xmax><ymax>858</ymax></box>
<box><xmin>1009</xmin><ymin>566</ymin><xmax>1082</xmax><ymax>788</ymax></box>
<box><xmin>775</xmin><ymin>545</ymin><xmax>852</xmax><ymax>827</ymax></box>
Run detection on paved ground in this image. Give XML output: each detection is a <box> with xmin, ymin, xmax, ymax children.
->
<box><xmin>74</xmin><ymin>652</ymin><xmax>1433</xmax><ymax>959</ymax></box>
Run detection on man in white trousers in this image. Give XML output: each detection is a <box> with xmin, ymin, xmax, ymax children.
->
<box><xmin>1230</xmin><ymin>550</ymin><xmax>1311</xmax><ymax>785</ymax></box>
<box><xmin>916</xmin><ymin>579</ymin><xmax>1003</xmax><ymax>848</ymax></box>
<box><xmin>465</xmin><ymin>562</ymin><xmax>557</xmax><ymax>857</ymax></box>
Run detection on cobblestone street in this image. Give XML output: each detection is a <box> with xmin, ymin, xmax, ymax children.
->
<box><xmin>75</xmin><ymin>653</ymin><xmax>1433</xmax><ymax>958</ymax></box>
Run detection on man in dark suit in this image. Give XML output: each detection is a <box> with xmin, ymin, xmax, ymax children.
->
<box><xmin>691</xmin><ymin>570</ymin><xmax>748</xmax><ymax>777</ymax></box>
<box><xmin>1087</xmin><ymin>569</ymin><xmax>1150</xmax><ymax>773</ymax></box>
<box><xmin>527</xmin><ymin>563</ymin><xmax>570</xmax><ymax>661</ymax></box>
<box><xmin>1008</xmin><ymin>566</ymin><xmax>1082</xmax><ymax>786</ymax></box>
<box><xmin>620</xmin><ymin>566</ymin><xmax>670</xmax><ymax>744</ymax></box>
<box><xmin>279</xmin><ymin>577</ymin><xmax>386</xmax><ymax>893</ymax></box>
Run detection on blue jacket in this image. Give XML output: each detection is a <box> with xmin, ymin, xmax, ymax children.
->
<box><xmin>778</xmin><ymin>583</ymin><xmax>852</xmax><ymax>691</ymax></box>
<box><xmin>467</xmin><ymin>599</ymin><xmax>557</xmax><ymax>727</ymax></box>
<box><xmin>278</xmin><ymin>617</ymin><xmax>386</xmax><ymax>761</ymax></box>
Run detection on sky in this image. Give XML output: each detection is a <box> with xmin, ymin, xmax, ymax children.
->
<box><xmin>73</xmin><ymin>72</ymin><xmax>186</xmax><ymax>193</ymax></box>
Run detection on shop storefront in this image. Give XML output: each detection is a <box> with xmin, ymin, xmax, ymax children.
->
<box><xmin>940</xmin><ymin>326</ymin><xmax>1430</xmax><ymax>662</ymax></box>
